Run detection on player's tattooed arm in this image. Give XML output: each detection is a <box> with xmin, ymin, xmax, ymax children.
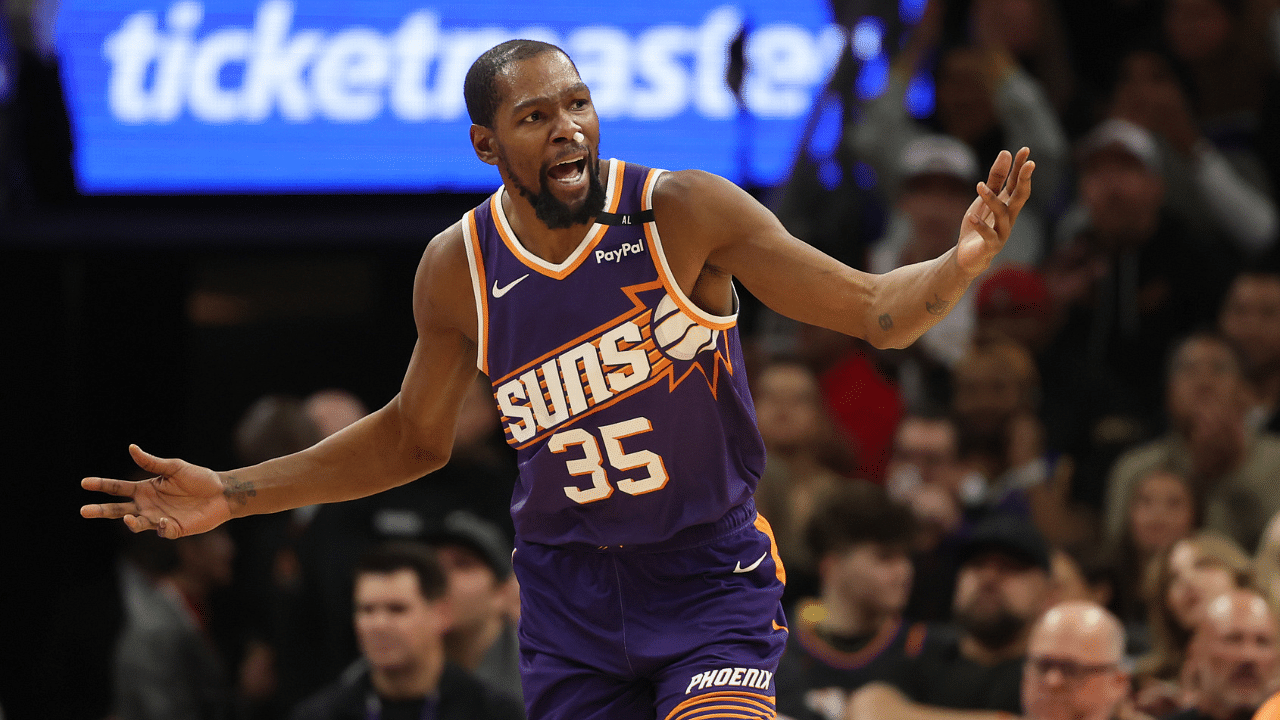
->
<box><xmin>878</xmin><ymin>314</ymin><xmax>894</xmax><ymax>330</ymax></box>
<box><xmin>925</xmin><ymin>294</ymin><xmax>951</xmax><ymax>316</ymax></box>
<box><xmin>223</xmin><ymin>474</ymin><xmax>258</xmax><ymax>509</ymax></box>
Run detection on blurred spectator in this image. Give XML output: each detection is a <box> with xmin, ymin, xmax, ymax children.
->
<box><xmin>963</xmin><ymin>0</ymin><xmax>1077</xmax><ymax>116</ymax></box>
<box><xmin>1254</xmin><ymin>512</ymin><xmax>1280</xmax><ymax>616</ymax></box>
<box><xmin>423</xmin><ymin>511</ymin><xmax>523</xmax><ymax>711</ymax></box>
<box><xmin>1103</xmin><ymin>332</ymin><xmax>1280</xmax><ymax>553</ymax></box>
<box><xmin>1047</xmin><ymin>544</ymin><xmax>1117</xmax><ymax>612</ymax></box>
<box><xmin>112</xmin><ymin>528</ymin><xmax>237</xmax><ymax>720</ymax></box>
<box><xmin>1107</xmin><ymin>465</ymin><xmax>1201</xmax><ymax>629</ymax></box>
<box><xmin>1044</xmin><ymin>119</ymin><xmax>1232</xmax><ymax>425</ymax></box>
<box><xmin>974</xmin><ymin>265</ymin><xmax>1058</xmax><ymax>353</ymax></box>
<box><xmin>789</xmin><ymin>323</ymin><xmax>903</xmax><ymax>484</ymax></box>
<box><xmin>230</xmin><ymin>393</ymin><xmax>326</xmax><ymax>716</ymax></box>
<box><xmin>886</xmin><ymin>411</ymin><xmax>968</xmax><ymax>623</ymax></box>
<box><xmin>886</xmin><ymin>412</ymin><xmax>966</xmax><ymax>551</ymax></box>
<box><xmin>1174</xmin><ymin>588</ymin><xmax>1280</xmax><ymax>720</ymax></box>
<box><xmin>282</xmin><ymin>376</ymin><xmax>517</xmax><ymax>703</ymax></box>
<box><xmin>868</xmin><ymin>135</ymin><xmax>986</xmax><ymax>408</ymax></box>
<box><xmin>1219</xmin><ymin>268</ymin><xmax>1280</xmax><ymax>433</ymax></box>
<box><xmin>1162</xmin><ymin>0</ymin><xmax>1280</xmax><ymax>210</ymax></box>
<box><xmin>1133</xmin><ymin>532</ymin><xmax>1254</xmax><ymax>716</ymax></box>
<box><xmin>850</xmin><ymin>0</ymin><xmax>1067</xmax><ymax>258</ymax></box>
<box><xmin>1020</xmin><ymin>601</ymin><xmax>1130</xmax><ymax>720</ymax></box>
<box><xmin>775</xmin><ymin>483</ymin><xmax>936</xmax><ymax>720</ymax></box>
<box><xmin>848</xmin><ymin>513</ymin><xmax>1053</xmax><ymax>717</ymax></box>
<box><xmin>288</xmin><ymin>542</ymin><xmax>523</xmax><ymax>720</ymax></box>
<box><xmin>755</xmin><ymin>357</ymin><xmax>856</xmax><ymax>603</ymax></box>
<box><xmin>1107</xmin><ymin>45</ymin><xmax>1277</xmax><ymax>258</ymax></box>
<box><xmin>976</xmin><ymin>264</ymin><xmax>1140</xmax><ymax>511</ymax></box>
<box><xmin>950</xmin><ymin>338</ymin><xmax>1059</xmax><ymax>527</ymax></box>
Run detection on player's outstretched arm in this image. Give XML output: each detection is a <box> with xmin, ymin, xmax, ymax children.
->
<box><xmin>81</xmin><ymin>225</ymin><xmax>480</xmax><ymax>538</ymax></box>
<box><xmin>668</xmin><ymin>148</ymin><xmax>1033</xmax><ymax>349</ymax></box>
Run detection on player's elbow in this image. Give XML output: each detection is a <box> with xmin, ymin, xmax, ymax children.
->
<box><xmin>862</xmin><ymin>322</ymin><xmax>918</xmax><ymax>351</ymax></box>
<box><xmin>406</xmin><ymin>441</ymin><xmax>451</xmax><ymax>475</ymax></box>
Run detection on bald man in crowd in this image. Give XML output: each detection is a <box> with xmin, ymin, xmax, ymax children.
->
<box><xmin>1176</xmin><ymin>589</ymin><xmax>1280</xmax><ymax>720</ymax></box>
<box><xmin>1021</xmin><ymin>601</ymin><xmax>1129</xmax><ymax>720</ymax></box>
<box><xmin>844</xmin><ymin>600</ymin><xmax>1128</xmax><ymax>720</ymax></box>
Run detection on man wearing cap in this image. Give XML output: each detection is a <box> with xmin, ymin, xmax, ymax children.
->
<box><xmin>1044</xmin><ymin>117</ymin><xmax>1232</xmax><ymax>428</ymax></box>
<box><xmin>423</xmin><ymin>510</ymin><xmax>523</xmax><ymax>711</ymax></box>
<box><xmin>847</xmin><ymin>513</ymin><xmax>1053</xmax><ymax>719</ymax></box>
<box><xmin>869</xmin><ymin>135</ymin><xmax>1034</xmax><ymax>409</ymax></box>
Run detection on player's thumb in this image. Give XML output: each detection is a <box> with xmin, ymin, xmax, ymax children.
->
<box><xmin>129</xmin><ymin>443</ymin><xmax>184</xmax><ymax>477</ymax></box>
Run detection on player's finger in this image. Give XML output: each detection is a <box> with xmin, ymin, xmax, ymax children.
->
<box><xmin>129</xmin><ymin>444</ymin><xmax>184</xmax><ymax>478</ymax></box>
<box><xmin>1000</xmin><ymin>148</ymin><xmax>1031</xmax><ymax>196</ymax></box>
<box><xmin>81</xmin><ymin>501</ymin><xmax>139</xmax><ymax>519</ymax></box>
<box><xmin>984</xmin><ymin>149</ymin><xmax>1013</xmax><ymax>195</ymax></box>
<box><xmin>123</xmin><ymin>513</ymin><xmax>155</xmax><ymax>533</ymax></box>
<box><xmin>156</xmin><ymin>517</ymin><xmax>184</xmax><ymax>540</ymax></box>
<box><xmin>976</xmin><ymin>181</ymin><xmax>1011</xmax><ymax>235</ymax></box>
<box><xmin>81</xmin><ymin>476</ymin><xmax>140</xmax><ymax>497</ymax></box>
<box><xmin>1004</xmin><ymin>160</ymin><xmax>1036</xmax><ymax>223</ymax></box>
<box><xmin>965</xmin><ymin>209</ymin><xmax>1000</xmax><ymax>244</ymax></box>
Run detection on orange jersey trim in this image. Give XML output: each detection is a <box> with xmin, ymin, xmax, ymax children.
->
<box><xmin>753</xmin><ymin>513</ymin><xmax>787</xmax><ymax>585</ymax></box>
<box><xmin>665</xmin><ymin>691</ymin><xmax>776</xmax><ymax>720</ymax></box>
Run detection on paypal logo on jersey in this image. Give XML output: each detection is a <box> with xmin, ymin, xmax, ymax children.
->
<box><xmin>56</xmin><ymin>0</ymin><xmax>842</xmax><ymax>194</ymax></box>
<box><xmin>594</xmin><ymin>240</ymin><xmax>645</xmax><ymax>264</ymax></box>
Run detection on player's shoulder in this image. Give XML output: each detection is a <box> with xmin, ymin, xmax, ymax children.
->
<box><xmin>652</xmin><ymin>167</ymin><xmax>736</xmax><ymax>201</ymax></box>
<box><xmin>417</xmin><ymin>218</ymin><xmax>468</xmax><ymax>275</ymax></box>
<box><xmin>411</xmin><ymin>217</ymin><xmax>477</xmax><ymax>333</ymax></box>
<box><xmin>651</xmin><ymin>168</ymin><xmax>749</xmax><ymax>223</ymax></box>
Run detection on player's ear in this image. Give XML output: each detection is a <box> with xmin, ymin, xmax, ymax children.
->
<box><xmin>471</xmin><ymin>125</ymin><xmax>499</xmax><ymax>166</ymax></box>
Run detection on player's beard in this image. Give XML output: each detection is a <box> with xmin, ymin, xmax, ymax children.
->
<box><xmin>507</xmin><ymin>153</ymin><xmax>607</xmax><ymax>230</ymax></box>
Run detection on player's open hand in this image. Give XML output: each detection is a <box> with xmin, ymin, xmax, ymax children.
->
<box><xmin>955</xmin><ymin>147</ymin><xmax>1034</xmax><ymax>277</ymax></box>
<box><xmin>81</xmin><ymin>444</ymin><xmax>233</xmax><ymax>539</ymax></box>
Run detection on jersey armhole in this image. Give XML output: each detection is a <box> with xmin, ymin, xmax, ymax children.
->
<box><xmin>642</xmin><ymin>169</ymin><xmax>738</xmax><ymax>331</ymax></box>
<box><xmin>462</xmin><ymin>211</ymin><xmax>489</xmax><ymax>375</ymax></box>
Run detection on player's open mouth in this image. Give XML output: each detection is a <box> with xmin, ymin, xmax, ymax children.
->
<box><xmin>547</xmin><ymin>157</ymin><xmax>587</xmax><ymax>186</ymax></box>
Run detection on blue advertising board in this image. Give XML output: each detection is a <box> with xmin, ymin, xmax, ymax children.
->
<box><xmin>55</xmin><ymin>0</ymin><xmax>845</xmax><ymax>193</ymax></box>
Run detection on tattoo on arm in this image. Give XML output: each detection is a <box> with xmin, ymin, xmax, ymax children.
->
<box><xmin>223</xmin><ymin>475</ymin><xmax>257</xmax><ymax>508</ymax></box>
<box><xmin>925</xmin><ymin>294</ymin><xmax>951</xmax><ymax>316</ymax></box>
<box><xmin>878</xmin><ymin>314</ymin><xmax>894</xmax><ymax>331</ymax></box>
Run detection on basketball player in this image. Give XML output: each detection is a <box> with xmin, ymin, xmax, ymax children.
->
<box><xmin>82</xmin><ymin>40</ymin><xmax>1034</xmax><ymax>720</ymax></box>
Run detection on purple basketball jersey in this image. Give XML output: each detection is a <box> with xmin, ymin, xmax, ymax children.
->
<box><xmin>463</xmin><ymin>158</ymin><xmax>766</xmax><ymax>547</ymax></box>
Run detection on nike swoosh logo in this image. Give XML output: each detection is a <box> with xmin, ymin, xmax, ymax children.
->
<box><xmin>733</xmin><ymin>552</ymin><xmax>768</xmax><ymax>574</ymax></box>
<box><xmin>492</xmin><ymin>274</ymin><xmax>530</xmax><ymax>298</ymax></box>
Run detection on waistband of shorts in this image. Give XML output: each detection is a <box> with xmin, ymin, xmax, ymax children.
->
<box><xmin>544</xmin><ymin>498</ymin><xmax>758</xmax><ymax>554</ymax></box>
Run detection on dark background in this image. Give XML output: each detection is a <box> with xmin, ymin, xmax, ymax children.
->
<box><xmin>0</xmin><ymin>67</ymin><xmax>497</xmax><ymax>715</ymax></box>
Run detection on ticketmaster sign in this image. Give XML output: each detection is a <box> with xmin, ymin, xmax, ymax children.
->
<box><xmin>56</xmin><ymin>0</ymin><xmax>842</xmax><ymax>193</ymax></box>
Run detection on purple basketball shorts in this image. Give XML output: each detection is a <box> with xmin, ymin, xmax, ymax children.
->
<box><xmin>512</xmin><ymin>505</ymin><xmax>788</xmax><ymax>720</ymax></box>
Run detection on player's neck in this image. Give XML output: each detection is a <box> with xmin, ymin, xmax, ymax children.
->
<box><xmin>500</xmin><ymin>187</ymin><xmax>594</xmax><ymax>265</ymax></box>
<box><xmin>369</xmin><ymin>653</ymin><xmax>443</xmax><ymax>701</ymax></box>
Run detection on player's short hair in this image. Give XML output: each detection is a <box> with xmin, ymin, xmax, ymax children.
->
<box><xmin>354</xmin><ymin>541</ymin><xmax>448</xmax><ymax>602</ymax></box>
<box><xmin>464</xmin><ymin>39</ymin><xmax>575</xmax><ymax>128</ymax></box>
<box><xmin>805</xmin><ymin>482</ymin><xmax>916</xmax><ymax>560</ymax></box>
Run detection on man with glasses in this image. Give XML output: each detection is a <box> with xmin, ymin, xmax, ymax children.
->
<box><xmin>1021</xmin><ymin>601</ymin><xmax>1129</xmax><ymax>720</ymax></box>
<box><xmin>844</xmin><ymin>600</ymin><xmax>1128</xmax><ymax>720</ymax></box>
